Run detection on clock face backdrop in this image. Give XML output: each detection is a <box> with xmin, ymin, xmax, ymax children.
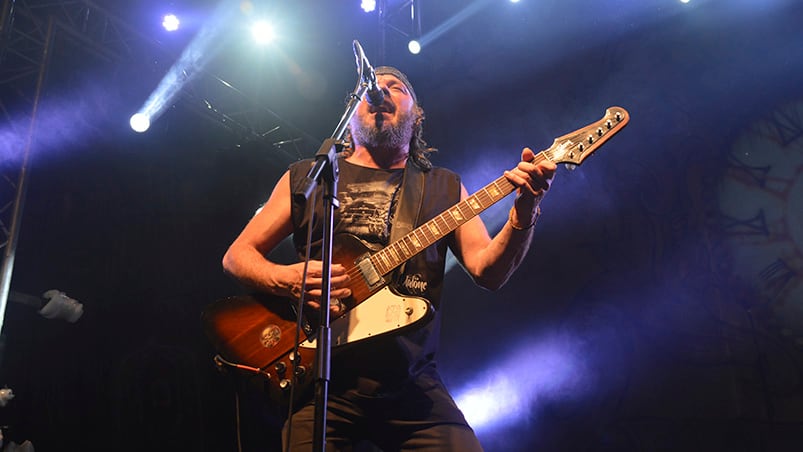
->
<box><xmin>717</xmin><ymin>99</ymin><xmax>803</xmax><ymax>343</ymax></box>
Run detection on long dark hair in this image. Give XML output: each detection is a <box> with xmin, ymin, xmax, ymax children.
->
<box><xmin>408</xmin><ymin>104</ymin><xmax>436</xmax><ymax>171</ymax></box>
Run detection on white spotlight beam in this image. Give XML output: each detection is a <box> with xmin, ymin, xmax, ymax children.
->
<box><xmin>133</xmin><ymin>2</ymin><xmax>239</xmax><ymax>131</ymax></box>
<box><xmin>417</xmin><ymin>0</ymin><xmax>493</xmax><ymax>49</ymax></box>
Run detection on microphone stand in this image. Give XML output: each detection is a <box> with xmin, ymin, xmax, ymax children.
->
<box><xmin>293</xmin><ymin>40</ymin><xmax>375</xmax><ymax>452</ymax></box>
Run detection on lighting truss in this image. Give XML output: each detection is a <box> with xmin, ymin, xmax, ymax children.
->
<box><xmin>377</xmin><ymin>0</ymin><xmax>422</xmax><ymax>61</ymax></box>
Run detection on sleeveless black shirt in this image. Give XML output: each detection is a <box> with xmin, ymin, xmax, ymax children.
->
<box><xmin>288</xmin><ymin>156</ymin><xmax>461</xmax><ymax>389</ymax></box>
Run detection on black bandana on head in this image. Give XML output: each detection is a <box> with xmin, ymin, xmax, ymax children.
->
<box><xmin>375</xmin><ymin>66</ymin><xmax>417</xmax><ymax>104</ymax></box>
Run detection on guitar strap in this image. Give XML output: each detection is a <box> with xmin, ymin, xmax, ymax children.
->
<box><xmin>388</xmin><ymin>159</ymin><xmax>426</xmax><ymax>277</ymax></box>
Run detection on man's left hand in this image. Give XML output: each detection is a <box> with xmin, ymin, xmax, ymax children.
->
<box><xmin>504</xmin><ymin>147</ymin><xmax>557</xmax><ymax>206</ymax></box>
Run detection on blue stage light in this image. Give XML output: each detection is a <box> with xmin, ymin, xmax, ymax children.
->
<box><xmin>162</xmin><ymin>14</ymin><xmax>180</xmax><ymax>32</ymax></box>
<box><xmin>361</xmin><ymin>0</ymin><xmax>377</xmax><ymax>13</ymax></box>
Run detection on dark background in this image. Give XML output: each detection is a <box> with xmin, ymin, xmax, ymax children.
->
<box><xmin>1</xmin><ymin>0</ymin><xmax>803</xmax><ymax>450</ymax></box>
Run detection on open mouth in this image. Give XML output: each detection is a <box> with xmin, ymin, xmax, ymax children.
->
<box><xmin>369</xmin><ymin>103</ymin><xmax>394</xmax><ymax>115</ymax></box>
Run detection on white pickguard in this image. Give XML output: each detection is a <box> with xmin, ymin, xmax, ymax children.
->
<box><xmin>300</xmin><ymin>286</ymin><xmax>432</xmax><ymax>349</ymax></box>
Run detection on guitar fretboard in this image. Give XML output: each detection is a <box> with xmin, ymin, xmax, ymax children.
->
<box><xmin>370</xmin><ymin>151</ymin><xmax>554</xmax><ymax>276</ymax></box>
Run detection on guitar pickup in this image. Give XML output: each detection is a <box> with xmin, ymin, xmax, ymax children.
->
<box><xmin>356</xmin><ymin>255</ymin><xmax>384</xmax><ymax>290</ymax></box>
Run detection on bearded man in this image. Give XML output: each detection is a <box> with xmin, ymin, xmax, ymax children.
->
<box><xmin>222</xmin><ymin>66</ymin><xmax>556</xmax><ymax>451</ymax></box>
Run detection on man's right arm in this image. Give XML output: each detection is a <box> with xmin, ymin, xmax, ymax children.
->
<box><xmin>221</xmin><ymin>171</ymin><xmax>299</xmax><ymax>297</ymax></box>
<box><xmin>221</xmin><ymin>170</ymin><xmax>351</xmax><ymax>304</ymax></box>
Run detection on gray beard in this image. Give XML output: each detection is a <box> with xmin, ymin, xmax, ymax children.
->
<box><xmin>351</xmin><ymin>111</ymin><xmax>414</xmax><ymax>151</ymax></box>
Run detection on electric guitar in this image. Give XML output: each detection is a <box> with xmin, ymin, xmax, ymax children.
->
<box><xmin>202</xmin><ymin>106</ymin><xmax>630</xmax><ymax>408</ymax></box>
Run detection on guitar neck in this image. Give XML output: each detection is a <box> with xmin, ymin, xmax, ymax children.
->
<box><xmin>365</xmin><ymin>105</ymin><xmax>630</xmax><ymax>278</ymax></box>
<box><xmin>369</xmin><ymin>151</ymin><xmax>554</xmax><ymax>277</ymax></box>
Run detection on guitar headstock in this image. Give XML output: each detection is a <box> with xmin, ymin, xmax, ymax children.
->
<box><xmin>542</xmin><ymin>106</ymin><xmax>629</xmax><ymax>166</ymax></box>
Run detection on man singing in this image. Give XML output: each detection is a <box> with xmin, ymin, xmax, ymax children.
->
<box><xmin>222</xmin><ymin>66</ymin><xmax>556</xmax><ymax>451</ymax></box>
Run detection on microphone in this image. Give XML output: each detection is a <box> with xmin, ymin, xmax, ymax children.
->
<box><xmin>353</xmin><ymin>40</ymin><xmax>384</xmax><ymax>106</ymax></box>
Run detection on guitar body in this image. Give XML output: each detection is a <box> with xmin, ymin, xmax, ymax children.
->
<box><xmin>201</xmin><ymin>233</ymin><xmax>434</xmax><ymax>409</ymax></box>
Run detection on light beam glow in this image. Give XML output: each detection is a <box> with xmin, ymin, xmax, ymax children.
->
<box><xmin>454</xmin><ymin>331</ymin><xmax>590</xmax><ymax>433</ymax></box>
<box><xmin>132</xmin><ymin>2</ymin><xmax>237</xmax><ymax>132</ymax></box>
<box><xmin>417</xmin><ymin>0</ymin><xmax>492</xmax><ymax>49</ymax></box>
<box><xmin>2</xmin><ymin>81</ymin><xmax>125</xmax><ymax>165</ymax></box>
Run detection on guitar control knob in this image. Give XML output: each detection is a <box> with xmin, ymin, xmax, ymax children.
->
<box><xmin>294</xmin><ymin>366</ymin><xmax>307</xmax><ymax>377</ymax></box>
<box><xmin>274</xmin><ymin>362</ymin><xmax>287</xmax><ymax>374</ymax></box>
<box><xmin>279</xmin><ymin>379</ymin><xmax>291</xmax><ymax>391</ymax></box>
<box><xmin>288</xmin><ymin>352</ymin><xmax>297</xmax><ymax>362</ymax></box>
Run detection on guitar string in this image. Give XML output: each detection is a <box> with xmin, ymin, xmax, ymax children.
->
<box><xmin>335</xmin><ymin>151</ymin><xmax>551</xmax><ymax>295</ymax></box>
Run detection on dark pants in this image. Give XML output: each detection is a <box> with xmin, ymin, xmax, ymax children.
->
<box><xmin>282</xmin><ymin>373</ymin><xmax>484</xmax><ymax>451</ymax></box>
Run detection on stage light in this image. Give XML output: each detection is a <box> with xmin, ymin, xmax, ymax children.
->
<box><xmin>133</xmin><ymin>0</ymin><xmax>238</xmax><ymax>133</ymax></box>
<box><xmin>407</xmin><ymin>39</ymin><xmax>421</xmax><ymax>54</ymax></box>
<box><xmin>361</xmin><ymin>0</ymin><xmax>377</xmax><ymax>13</ymax></box>
<box><xmin>680</xmin><ymin>0</ymin><xmax>690</xmax><ymax>3</ymax></box>
<box><xmin>162</xmin><ymin>14</ymin><xmax>180</xmax><ymax>32</ymax></box>
<box><xmin>510</xmin><ymin>0</ymin><xmax>521</xmax><ymax>3</ymax></box>
<box><xmin>129</xmin><ymin>113</ymin><xmax>150</xmax><ymax>132</ymax></box>
<box><xmin>251</xmin><ymin>20</ymin><xmax>275</xmax><ymax>45</ymax></box>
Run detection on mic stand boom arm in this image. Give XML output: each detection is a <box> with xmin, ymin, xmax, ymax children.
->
<box><xmin>293</xmin><ymin>40</ymin><xmax>374</xmax><ymax>452</ymax></box>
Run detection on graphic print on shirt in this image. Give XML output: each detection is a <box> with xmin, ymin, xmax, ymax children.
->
<box><xmin>338</xmin><ymin>180</ymin><xmax>401</xmax><ymax>246</ymax></box>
